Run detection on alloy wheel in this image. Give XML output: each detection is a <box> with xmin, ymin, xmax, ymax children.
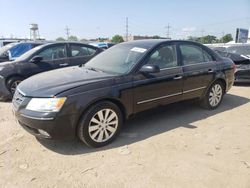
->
<box><xmin>10</xmin><ymin>80</ymin><xmax>21</xmax><ymax>94</ymax></box>
<box><xmin>209</xmin><ymin>84</ymin><xmax>223</xmax><ymax>107</ymax></box>
<box><xmin>88</xmin><ymin>108</ymin><xmax>118</xmax><ymax>143</ymax></box>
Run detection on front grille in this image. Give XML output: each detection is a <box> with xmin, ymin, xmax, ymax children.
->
<box><xmin>12</xmin><ymin>89</ymin><xmax>26</xmax><ymax>109</ymax></box>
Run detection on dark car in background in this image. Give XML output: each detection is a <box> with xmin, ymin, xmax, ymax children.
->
<box><xmin>0</xmin><ymin>41</ymin><xmax>45</xmax><ymax>63</ymax></box>
<box><xmin>90</xmin><ymin>42</ymin><xmax>115</xmax><ymax>49</ymax></box>
<box><xmin>209</xmin><ymin>44</ymin><xmax>250</xmax><ymax>82</ymax></box>
<box><xmin>0</xmin><ymin>42</ymin><xmax>102</xmax><ymax>100</ymax></box>
<box><xmin>0</xmin><ymin>43</ymin><xmax>17</xmax><ymax>62</ymax></box>
<box><xmin>12</xmin><ymin>40</ymin><xmax>235</xmax><ymax>147</ymax></box>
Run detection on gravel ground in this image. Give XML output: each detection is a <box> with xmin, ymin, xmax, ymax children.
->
<box><xmin>0</xmin><ymin>85</ymin><xmax>250</xmax><ymax>188</ymax></box>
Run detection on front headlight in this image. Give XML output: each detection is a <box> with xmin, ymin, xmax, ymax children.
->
<box><xmin>26</xmin><ymin>97</ymin><xmax>66</xmax><ymax>112</ymax></box>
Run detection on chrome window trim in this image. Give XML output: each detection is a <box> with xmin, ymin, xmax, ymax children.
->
<box><xmin>181</xmin><ymin>61</ymin><xmax>215</xmax><ymax>67</ymax></box>
<box><xmin>156</xmin><ymin>61</ymin><xmax>215</xmax><ymax>71</ymax></box>
<box><xmin>160</xmin><ymin>66</ymin><xmax>180</xmax><ymax>71</ymax></box>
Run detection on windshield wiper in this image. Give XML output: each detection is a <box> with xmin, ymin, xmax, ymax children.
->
<box><xmin>85</xmin><ymin>66</ymin><xmax>104</xmax><ymax>73</ymax></box>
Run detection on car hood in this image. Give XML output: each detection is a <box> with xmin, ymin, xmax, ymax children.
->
<box><xmin>0</xmin><ymin>61</ymin><xmax>16</xmax><ymax>66</ymax></box>
<box><xmin>18</xmin><ymin>66</ymin><xmax>115</xmax><ymax>97</ymax></box>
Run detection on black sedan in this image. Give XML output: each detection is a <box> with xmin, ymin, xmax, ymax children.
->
<box><xmin>212</xmin><ymin>45</ymin><xmax>250</xmax><ymax>83</ymax></box>
<box><xmin>0</xmin><ymin>42</ymin><xmax>102</xmax><ymax>100</ymax></box>
<box><xmin>13</xmin><ymin>40</ymin><xmax>235</xmax><ymax>147</ymax></box>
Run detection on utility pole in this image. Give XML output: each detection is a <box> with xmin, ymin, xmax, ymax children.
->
<box><xmin>201</xmin><ymin>29</ymin><xmax>204</xmax><ymax>43</ymax></box>
<box><xmin>165</xmin><ymin>23</ymin><xmax>171</xmax><ymax>39</ymax></box>
<box><xmin>126</xmin><ymin>17</ymin><xmax>128</xmax><ymax>41</ymax></box>
<box><xmin>221</xmin><ymin>31</ymin><xmax>225</xmax><ymax>43</ymax></box>
<box><xmin>65</xmin><ymin>26</ymin><xmax>70</xmax><ymax>40</ymax></box>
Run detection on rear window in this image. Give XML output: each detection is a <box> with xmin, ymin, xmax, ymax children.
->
<box><xmin>180</xmin><ymin>44</ymin><xmax>213</xmax><ymax>65</ymax></box>
<box><xmin>9</xmin><ymin>43</ymin><xmax>34</xmax><ymax>58</ymax></box>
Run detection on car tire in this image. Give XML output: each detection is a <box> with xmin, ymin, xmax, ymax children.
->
<box><xmin>200</xmin><ymin>81</ymin><xmax>225</xmax><ymax>110</ymax></box>
<box><xmin>6</xmin><ymin>76</ymin><xmax>23</xmax><ymax>96</ymax></box>
<box><xmin>77</xmin><ymin>101</ymin><xmax>123</xmax><ymax>148</ymax></box>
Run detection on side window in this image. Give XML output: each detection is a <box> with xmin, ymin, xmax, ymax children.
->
<box><xmin>203</xmin><ymin>50</ymin><xmax>213</xmax><ymax>62</ymax></box>
<box><xmin>70</xmin><ymin>45</ymin><xmax>96</xmax><ymax>57</ymax></box>
<box><xmin>37</xmin><ymin>45</ymin><xmax>66</xmax><ymax>61</ymax></box>
<box><xmin>180</xmin><ymin>44</ymin><xmax>213</xmax><ymax>65</ymax></box>
<box><xmin>146</xmin><ymin>44</ymin><xmax>177</xmax><ymax>69</ymax></box>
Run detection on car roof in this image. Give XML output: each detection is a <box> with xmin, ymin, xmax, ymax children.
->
<box><xmin>39</xmin><ymin>41</ymin><xmax>99</xmax><ymax>49</ymax></box>
<box><xmin>121</xmin><ymin>39</ymin><xmax>204</xmax><ymax>48</ymax></box>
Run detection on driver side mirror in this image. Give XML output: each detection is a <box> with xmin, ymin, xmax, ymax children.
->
<box><xmin>31</xmin><ymin>55</ymin><xmax>43</xmax><ymax>63</ymax></box>
<box><xmin>140</xmin><ymin>64</ymin><xmax>160</xmax><ymax>74</ymax></box>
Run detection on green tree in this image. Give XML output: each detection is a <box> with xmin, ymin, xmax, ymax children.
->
<box><xmin>152</xmin><ymin>35</ymin><xmax>161</xmax><ymax>39</ymax></box>
<box><xmin>187</xmin><ymin>36</ymin><xmax>199</xmax><ymax>42</ymax></box>
<box><xmin>80</xmin><ymin>38</ymin><xmax>89</xmax><ymax>43</ymax></box>
<box><xmin>56</xmin><ymin>37</ymin><xmax>66</xmax><ymax>41</ymax></box>
<box><xmin>198</xmin><ymin>35</ymin><xmax>217</xmax><ymax>44</ymax></box>
<box><xmin>111</xmin><ymin>35</ymin><xmax>124</xmax><ymax>43</ymax></box>
<box><xmin>220</xmin><ymin>34</ymin><xmax>233</xmax><ymax>43</ymax></box>
<box><xmin>68</xmin><ymin>35</ymin><xmax>78</xmax><ymax>41</ymax></box>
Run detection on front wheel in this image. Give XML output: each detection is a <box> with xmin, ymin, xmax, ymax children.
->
<box><xmin>77</xmin><ymin>101</ymin><xmax>123</xmax><ymax>148</ymax></box>
<box><xmin>6</xmin><ymin>76</ymin><xmax>23</xmax><ymax>96</ymax></box>
<box><xmin>200</xmin><ymin>81</ymin><xmax>225</xmax><ymax>110</ymax></box>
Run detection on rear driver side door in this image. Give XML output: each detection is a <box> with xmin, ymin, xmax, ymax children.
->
<box><xmin>178</xmin><ymin>43</ymin><xmax>217</xmax><ymax>100</ymax></box>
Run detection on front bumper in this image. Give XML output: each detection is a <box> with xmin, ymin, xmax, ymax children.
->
<box><xmin>0</xmin><ymin>75</ymin><xmax>11</xmax><ymax>101</ymax></box>
<box><xmin>14</xmin><ymin>109</ymin><xmax>79</xmax><ymax>140</ymax></box>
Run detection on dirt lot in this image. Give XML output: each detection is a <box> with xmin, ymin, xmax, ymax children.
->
<box><xmin>0</xmin><ymin>85</ymin><xmax>250</xmax><ymax>188</ymax></box>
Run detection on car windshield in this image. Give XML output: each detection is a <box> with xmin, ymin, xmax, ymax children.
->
<box><xmin>15</xmin><ymin>45</ymin><xmax>44</xmax><ymax>61</ymax></box>
<box><xmin>84</xmin><ymin>43</ymin><xmax>149</xmax><ymax>74</ymax></box>
<box><xmin>0</xmin><ymin>43</ymin><xmax>17</xmax><ymax>56</ymax></box>
<box><xmin>227</xmin><ymin>46</ymin><xmax>250</xmax><ymax>56</ymax></box>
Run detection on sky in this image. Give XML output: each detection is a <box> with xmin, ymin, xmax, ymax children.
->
<box><xmin>0</xmin><ymin>0</ymin><xmax>250</xmax><ymax>40</ymax></box>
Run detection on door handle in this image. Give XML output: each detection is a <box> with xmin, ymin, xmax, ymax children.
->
<box><xmin>174</xmin><ymin>75</ymin><xmax>183</xmax><ymax>80</ymax></box>
<box><xmin>208</xmin><ymin>69</ymin><xmax>214</xmax><ymax>73</ymax></box>
<box><xmin>59</xmin><ymin>63</ymin><xmax>69</xmax><ymax>66</ymax></box>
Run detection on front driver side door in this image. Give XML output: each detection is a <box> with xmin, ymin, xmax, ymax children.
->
<box><xmin>35</xmin><ymin>44</ymin><xmax>70</xmax><ymax>70</ymax></box>
<box><xmin>133</xmin><ymin>43</ymin><xmax>183</xmax><ymax>113</ymax></box>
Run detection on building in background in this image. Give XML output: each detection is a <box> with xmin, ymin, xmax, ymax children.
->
<box><xmin>235</xmin><ymin>28</ymin><xmax>249</xmax><ymax>43</ymax></box>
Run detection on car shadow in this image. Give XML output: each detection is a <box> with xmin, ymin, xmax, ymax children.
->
<box><xmin>37</xmin><ymin>93</ymin><xmax>250</xmax><ymax>155</ymax></box>
<box><xmin>234</xmin><ymin>82</ymin><xmax>250</xmax><ymax>87</ymax></box>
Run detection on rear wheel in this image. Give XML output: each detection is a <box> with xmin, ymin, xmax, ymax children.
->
<box><xmin>200</xmin><ymin>81</ymin><xmax>225</xmax><ymax>110</ymax></box>
<box><xmin>77</xmin><ymin>101</ymin><xmax>123</xmax><ymax>148</ymax></box>
<box><xmin>6</xmin><ymin>76</ymin><xmax>23</xmax><ymax>96</ymax></box>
